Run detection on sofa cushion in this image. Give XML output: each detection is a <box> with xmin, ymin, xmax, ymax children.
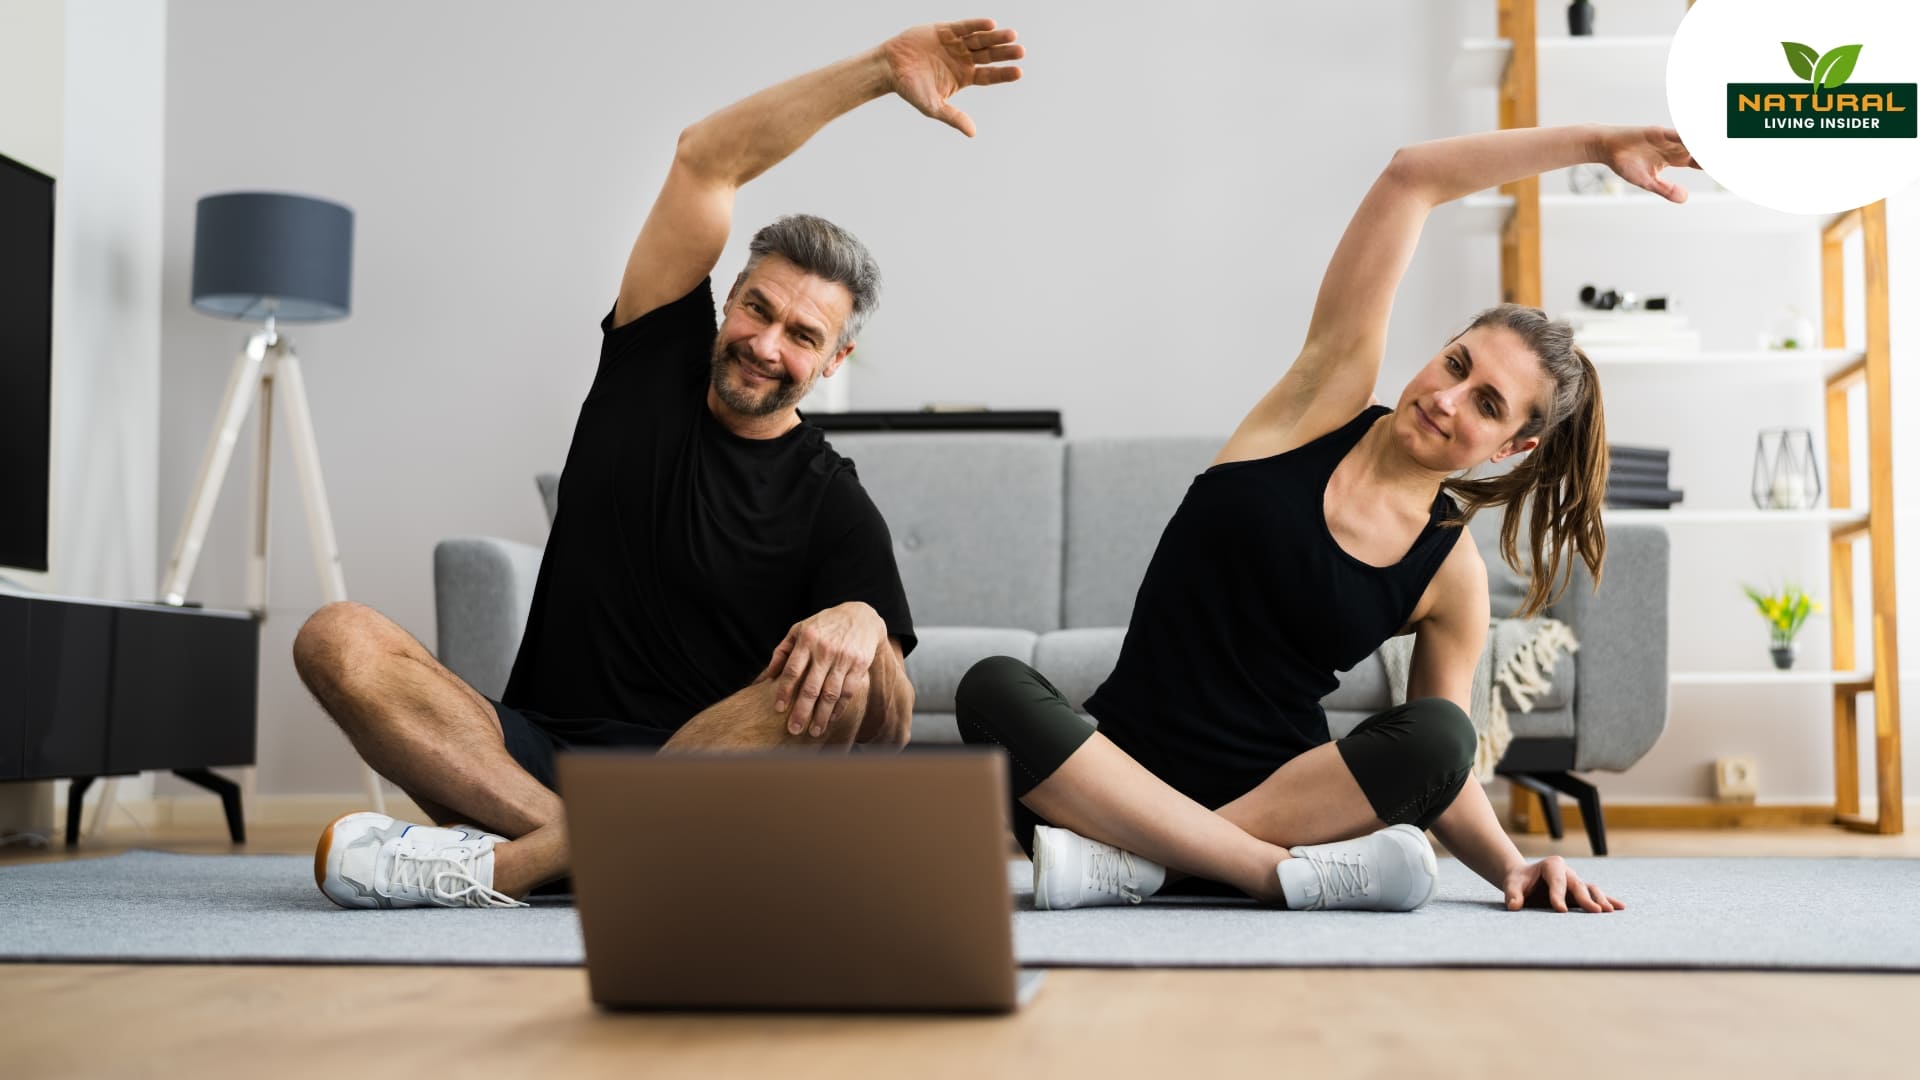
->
<box><xmin>1317</xmin><ymin>641</ymin><xmax>1573</xmax><ymax>713</ymax></box>
<box><xmin>1321</xmin><ymin>653</ymin><xmax>1391</xmax><ymax>712</ymax></box>
<box><xmin>1466</xmin><ymin>511</ymin><xmax>1535</xmax><ymax>618</ymax></box>
<box><xmin>829</xmin><ymin>434</ymin><xmax>1065</xmax><ymax>632</ymax></box>
<box><xmin>909</xmin><ymin>713</ymin><xmax>964</xmax><ymax>745</ymax></box>
<box><xmin>1324</xmin><ymin>643</ymin><xmax>1575</xmax><ymax>737</ymax></box>
<box><xmin>536</xmin><ymin>472</ymin><xmax>560</xmax><ymax>524</ymax></box>
<box><xmin>1508</xmin><ymin>704</ymin><xmax>1575</xmax><ymax>740</ymax></box>
<box><xmin>1033</xmin><ymin>627</ymin><xmax>1128</xmax><ymax>711</ymax></box>
<box><xmin>903</xmin><ymin>627</ymin><xmax>1039</xmax><ymax>713</ymax></box>
<box><xmin>1063</xmin><ymin>438</ymin><xmax>1219</xmax><ymax>628</ymax></box>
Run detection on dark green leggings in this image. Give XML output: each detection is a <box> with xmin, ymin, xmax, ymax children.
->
<box><xmin>954</xmin><ymin>655</ymin><xmax>1476</xmax><ymax>862</ymax></box>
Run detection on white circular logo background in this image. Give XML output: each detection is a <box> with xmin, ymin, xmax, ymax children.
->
<box><xmin>1667</xmin><ymin>0</ymin><xmax>1920</xmax><ymax>214</ymax></box>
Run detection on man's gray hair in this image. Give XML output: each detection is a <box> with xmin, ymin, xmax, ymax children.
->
<box><xmin>739</xmin><ymin>214</ymin><xmax>881</xmax><ymax>350</ymax></box>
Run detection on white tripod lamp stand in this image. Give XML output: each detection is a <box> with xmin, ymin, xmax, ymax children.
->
<box><xmin>94</xmin><ymin>192</ymin><xmax>388</xmax><ymax>835</ymax></box>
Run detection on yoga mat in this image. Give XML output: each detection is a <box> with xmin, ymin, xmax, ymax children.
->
<box><xmin>2</xmin><ymin>851</ymin><xmax>1916</xmax><ymax>971</ymax></box>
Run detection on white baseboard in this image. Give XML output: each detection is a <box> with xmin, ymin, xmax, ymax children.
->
<box><xmin>52</xmin><ymin>793</ymin><xmax>425</xmax><ymax>834</ymax></box>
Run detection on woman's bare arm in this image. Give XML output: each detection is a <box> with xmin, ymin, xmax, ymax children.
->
<box><xmin>1223</xmin><ymin>124</ymin><xmax>1695</xmax><ymax>461</ymax></box>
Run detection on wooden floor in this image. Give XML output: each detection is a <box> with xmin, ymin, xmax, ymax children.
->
<box><xmin>6</xmin><ymin>817</ymin><xmax>1918</xmax><ymax>1078</ymax></box>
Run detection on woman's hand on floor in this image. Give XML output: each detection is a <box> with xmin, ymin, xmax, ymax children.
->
<box><xmin>1503</xmin><ymin>855</ymin><xmax>1624</xmax><ymax>913</ymax></box>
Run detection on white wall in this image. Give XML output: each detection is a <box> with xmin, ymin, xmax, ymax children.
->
<box><xmin>57</xmin><ymin>0</ymin><xmax>166</xmax><ymax>604</ymax></box>
<box><xmin>154</xmin><ymin>0</ymin><xmax>1915</xmax><ymax>806</ymax></box>
<box><xmin>0</xmin><ymin>0</ymin><xmax>164</xmax><ymax>602</ymax></box>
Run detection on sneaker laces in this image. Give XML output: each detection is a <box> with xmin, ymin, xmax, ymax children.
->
<box><xmin>387</xmin><ymin>845</ymin><xmax>527</xmax><ymax>909</ymax></box>
<box><xmin>1086</xmin><ymin>846</ymin><xmax>1149</xmax><ymax>904</ymax></box>
<box><xmin>1303</xmin><ymin>851</ymin><xmax>1373</xmax><ymax>904</ymax></box>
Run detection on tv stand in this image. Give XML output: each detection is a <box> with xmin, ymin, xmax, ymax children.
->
<box><xmin>0</xmin><ymin>593</ymin><xmax>258</xmax><ymax>847</ymax></box>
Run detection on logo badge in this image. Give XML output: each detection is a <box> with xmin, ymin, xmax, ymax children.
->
<box><xmin>1668</xmin><ymin>0</ymin><xmax>1920</xmax><ymax>212</ymax></box>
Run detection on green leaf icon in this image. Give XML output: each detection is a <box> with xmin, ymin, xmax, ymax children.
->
<box><xmin>1815</xmin><ymin>44</ymin><xmax>1862</xmax><ymax>89</ymax></box>
<box><xmin>1782</xmin><ymin>41</ymin><xmax>1819</xmax><ymax>80</ymax></box>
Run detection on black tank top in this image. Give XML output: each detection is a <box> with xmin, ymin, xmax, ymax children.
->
<box><xmin>1083</xmin><ymin>405</ymin><xmax>1463</xmax><ymax>787</ymax></box>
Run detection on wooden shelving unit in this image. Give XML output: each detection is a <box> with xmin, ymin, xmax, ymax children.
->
<box><xmin>1484</xmin><ymin>0</ymin><xmax>1902</xmax><ymax>834</ymax></box>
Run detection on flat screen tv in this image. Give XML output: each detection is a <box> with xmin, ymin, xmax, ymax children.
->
<box><xmin>0</xmin><ymin>151</ymin><xmax>53</xmax><ymax>573</ymax></box>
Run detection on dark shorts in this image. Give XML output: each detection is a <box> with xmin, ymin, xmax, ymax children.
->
<box><xmin>489</xmin><ymin>699</ymin><xmax>676</xmax><ymax>792</ymax></box>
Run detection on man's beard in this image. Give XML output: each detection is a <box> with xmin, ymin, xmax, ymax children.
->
<box><xmin>709</xmin><ymin>341</ymin><xmax>811</xmax><ymax>418</ymax></box>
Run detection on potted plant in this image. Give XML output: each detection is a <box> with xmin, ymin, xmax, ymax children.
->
<box><xmin>1742</xmin><ymin>584</ymin><xmax>1823</xmax><ymax>670</ymax></box>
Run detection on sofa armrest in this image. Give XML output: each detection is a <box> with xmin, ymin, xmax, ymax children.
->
<box><xmin>1548</xmin><ymin>523</ymin><xmax>1670</xmax><ymax>772</ymax></box>
<box><xmin>433</xmin><ymin>536</ymin><xmax>543</xmax><ymax>700</ymax></box>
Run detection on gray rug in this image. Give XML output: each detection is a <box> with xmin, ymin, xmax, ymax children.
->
<box><xmin>2</xmin><ymin>851</ymin><xmax>1917</xmax><ymax>971</ymax></box>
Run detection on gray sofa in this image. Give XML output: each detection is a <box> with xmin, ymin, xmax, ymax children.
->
<box><xmin>434</xmin><ymin>434</ymin><xmax>1668</xmax><ymax>853</ymax></box>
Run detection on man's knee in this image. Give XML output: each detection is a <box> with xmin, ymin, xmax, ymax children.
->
<box><xmin>696</xmin><ymin>680</ymin><xmax>861</xmax><ymax>750</ymax></box>
<box><xmin>292</xmin><ymin>601</ymin><xmax>390</xmax><ymax>697</ymax></box>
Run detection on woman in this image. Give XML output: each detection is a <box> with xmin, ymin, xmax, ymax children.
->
<box><xmin>956</xmin><ymin>123</ymin><xmax>1698</xmax><ymax>913</ymax></box>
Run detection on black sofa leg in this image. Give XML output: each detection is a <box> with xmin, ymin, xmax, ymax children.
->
<box><xmin>1535</xmin><ymin>771</ymin><xmax>1608</xmax><ymax>856</ymax></box>
<box><xmin>65</xmin><ymin>776</ymin><xmax>96</xmax><ymax>849</ymax></box>
<box><xmin>175</xmin><ymin>768</ymin><xmax>246</xmax><ymax>845</ymax></box>
<box><xmin>1504</xmin><ymin>772</ymin><xmax>1565</xmax><ymax>841</ymax></box>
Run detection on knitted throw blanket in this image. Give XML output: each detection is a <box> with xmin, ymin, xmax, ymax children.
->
<box><xmin>1377</xmin><ymin>617</ymin><xmax>1581</xmax><ymax>782</ymax></box>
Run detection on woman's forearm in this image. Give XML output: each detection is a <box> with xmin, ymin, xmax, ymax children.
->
<box><xmin>1428</xmin><ymin>779</ymin><xmax>1528</xmax><ymax>889</ymax></box>
<box><xmin>1389</xmin><ymin>123</ymin><xmax>1606</xmax><ymax>207</ymax></box>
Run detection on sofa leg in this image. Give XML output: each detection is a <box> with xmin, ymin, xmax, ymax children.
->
<box><xmin>1535</xmin><ymin>771</ymin><xmax>1607</xmax><ymax>856</ymax></box>
<box><xmin>1503</xmin><ymin>773</ymin><xmax>1565</xmax><ymax>841</ymax></box>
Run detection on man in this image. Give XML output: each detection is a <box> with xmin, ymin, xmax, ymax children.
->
<box><xmin>294</xmin><ymin>18</ymin><xmax>1025</xmax><ymax>909</ymax></box>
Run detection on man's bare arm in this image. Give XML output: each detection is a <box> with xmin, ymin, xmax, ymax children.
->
<box><xmin>613</xmin><ymin>19</ymin><xmax>1024</xmax><ymax>327</ymax></box>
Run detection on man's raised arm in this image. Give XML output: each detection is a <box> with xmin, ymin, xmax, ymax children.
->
<box><xmin>613</xmin><ymin>18</ymin><xmax>1024</xmax><ymax>327</ymax></box>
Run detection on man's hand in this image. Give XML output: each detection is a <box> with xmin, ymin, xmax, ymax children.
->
<box><xmin>759</xmin><ymin>603</ymin><xmax>889</xmax><ymax>738</ymax></box>
<box><xmin>881</xmin><ymin>19</ymin><xmax>1024</xmax><ymax>137</ymax></box>
<box><xmin>1503</xmin><ymin>855</ymin><xmax>1624</xmax><ymax>913</ymax></box>
<box><xmin>1597</xmin><ymin>125</ymin><xmax>1701</xmax><ymax>204</ymax></box>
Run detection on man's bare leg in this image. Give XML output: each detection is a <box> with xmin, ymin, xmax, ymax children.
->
<box><xmin>296</xmin><ymin>604</ymin><xmax>864</xmax><ymax>899</ymax></box>
<box><xmin>293</xmin><ymin>602</ymin><xmax>562</xmax><ymax>837</ymax></box>
<box><xmin>660</xmin><ymin>678</ymin><xmax>863</xmax><ymax>754</ymax></box>
<box><xmin>488</xmin><ymin>681</ymin><xmax>863</xmax><ymax>896</ymax></box>
<box><xmin>293</xmin><ymin>602</ymin><xmax>566</xmax><ymax>897</ymax></box>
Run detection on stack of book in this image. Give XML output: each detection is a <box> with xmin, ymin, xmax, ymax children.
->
<box><xmin>1562</xmin><ymin>310</ymin><xmax>1701</xmax><ymax>352</ymax></box>
<box><xmin>1607</xmin><ymin>445</ymin><xmax>1684</xmax><ymax>509</ymax></box>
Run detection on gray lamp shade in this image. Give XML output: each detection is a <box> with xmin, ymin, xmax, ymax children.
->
<box><xmin>191</xmin><ymin>192</ymin><xmax>353</xmax><ymax>322</ymax></box>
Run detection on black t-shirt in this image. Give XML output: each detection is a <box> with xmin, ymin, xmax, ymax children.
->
<box><xmin>1083</xmin><ymin>405</ymin><xmax>1460</xmax><ymax>809</ymax></box>
<box><xmin>500</xmin><ymin>279</ymin><xmax>915</xmax><ymax>734</ymax></box>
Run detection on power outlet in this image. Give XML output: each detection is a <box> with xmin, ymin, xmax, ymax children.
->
<box><xmin>1714</xmin><ymin>756</ymin><xmax>1759</xmax><ymax>803</ymax></box>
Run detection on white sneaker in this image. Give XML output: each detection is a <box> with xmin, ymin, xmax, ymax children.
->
<box><xmin>1031</xmin><ymin>824</ymin><xmax>1167</xmax><ymax>910</ymax></box>
<box><xmin>1277</xmin><ymin>823</ymin><xmax>1439</xmax><ymax>912</ymax></box>
<box><xmin>315</xmin><ymin>811</ymin><xmax>527</xmax><ymax>909</ymax></box>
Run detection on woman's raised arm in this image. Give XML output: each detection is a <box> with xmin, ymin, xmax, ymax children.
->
<box><xmin>1226</xmin><ymin>124</ymin><xmax>1695</xmax><ymax>457</ymax></box>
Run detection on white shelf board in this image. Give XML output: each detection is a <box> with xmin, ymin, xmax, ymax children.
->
<box><xmin>1448</xmin><ymin>192</ymin><xmax>1831</xmax><ymax>234</ymax></box>
<box><xmin>1603</xmin><ymin>508</ymin><xmax>1871</xmax><ymax>526</ymax></box>
<box><xmin>1585</xmin><ymin>349</ymin><xmax>1864</xmax><ymax>381</ymax></box>
<box><xmin>1672</xmin><ymin>670</ymin><xmax>1873</xmax><ymax>686</ymax></box>
<box><xmin>1453</xmin><ymin>36</ymin><xmax>1675</xmax><ymax>89</ymax></box>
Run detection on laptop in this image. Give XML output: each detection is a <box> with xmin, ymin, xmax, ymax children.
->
<box><xmin>556</xmin><ymin>749</ymin><xmax>1044</xmax><ymax>1012</ymax></box>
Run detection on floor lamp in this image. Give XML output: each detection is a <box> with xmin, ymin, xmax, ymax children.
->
<box><xmin>91</xmin><ymin>192</ymin><xmax>386</xmax><ymax>837</ymax></box>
